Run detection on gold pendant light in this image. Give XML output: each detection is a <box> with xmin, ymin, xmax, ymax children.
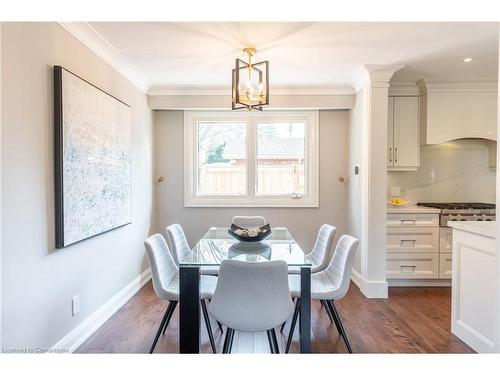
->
<box><xmin>232</xmin><ymin>47</ymin><xmax>269</xmax><ymax>111</ymax></box>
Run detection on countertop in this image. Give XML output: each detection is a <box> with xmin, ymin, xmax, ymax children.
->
<box><xmin>387</xmin><ymin>204</ymin><xmax>441</xmax><ymax>214</ymax></box>
<box><xmin>448</xmin><ymin>221</ymin><xmax>496</xmax><ymax>238</ymax></box>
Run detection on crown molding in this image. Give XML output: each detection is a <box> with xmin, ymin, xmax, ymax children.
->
<box><xmin>148</xmin><ymin>84</ymin><xmax>355</xmax><ymax>96</ymax></box>
<box><xmin>365</xmin><ymin>64</ymin><xmax>406</xmax><ymax>83</ymax></box>
<box><xmin>417</xmin><ymin>78</ymin><xmax>498</xmax><ymax>93</ymax></box>
<box><xmin>352</xmin><ymin>64</ymin><xmax>405</xmax><ymax>92</ymax></box>
<box><xmin>58</xmin><ymin>22</ymin><xmax>150</xmax><ymax>93</ymax></box>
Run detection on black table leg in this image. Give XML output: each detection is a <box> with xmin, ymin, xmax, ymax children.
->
<box><xmin>299</xmin><ymin>266</ymin><xmax>311</xmax><ymax>353</ymax></box>
<box><xmin>179</xmin><ymin>266</ymin><xmax>200</xmax><ymax>353</ymax></box>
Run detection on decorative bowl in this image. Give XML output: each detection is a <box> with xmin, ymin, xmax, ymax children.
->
<box><xmin>227</xmin><ymin>223</ymin><xmax>272</xmax><ymax>242</ymax></box>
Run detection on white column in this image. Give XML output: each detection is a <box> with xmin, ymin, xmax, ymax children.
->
<box><xmin>354</xmin><ymin>64</ymin><xmax>404</xmax><ymax>298</ymax></box>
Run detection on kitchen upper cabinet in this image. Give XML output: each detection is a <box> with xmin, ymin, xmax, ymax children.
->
<box><xmin>387</xmin><ymin>96</ymin><xmax>420</xmax><ymax>171</ymax></box>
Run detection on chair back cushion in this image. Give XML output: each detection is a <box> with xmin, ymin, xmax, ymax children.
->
<box><xmin>144</xmin><ymin>234</ymin><xmax>179</xmax><ymax>300</ymax></box>
<box><xmin>324</xmin><ymin>235</ymin><xmax>359</xmax><ymax>300</ymax></box>
<box><xmin>308</xmin><ymin>224</ymin><xmax>336</xmax><ymax>272</ymax></box>
<box><xmin>208</xmin><ymin>260</ymin><xmax>294</xmax><ymax>332</ymax></box>
<box><xmin>231</xmin><ymin>216</ymin><xmax>266</xmax><ymax>229</ymax></box>
<box><xmin>166</xmin><ymin>224</ymin><xmax>191</xmax><ymax>266</ymax></box>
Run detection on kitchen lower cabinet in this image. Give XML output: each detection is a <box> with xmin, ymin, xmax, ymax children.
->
<box><xmin>387</xmin><ymin>252</ymin><xmax>438</xmax><ymax>279</ymax></box>
<box><xmin>387</xmin><ymin>227</ymin><xmax>439</xmax><ymax>253</ymax></box>
<box><xmin>387</xmin><ymin>211</ymin><xmax>449</xmax><ymax>283</ymax></box>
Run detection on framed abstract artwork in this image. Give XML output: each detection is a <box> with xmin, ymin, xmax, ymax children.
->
<box><xmin>54</xmin><ymin>66</ymin><xmax>132</xmax><ymax>248</ymax></box>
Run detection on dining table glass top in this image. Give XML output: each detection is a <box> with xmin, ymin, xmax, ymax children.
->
<box><xmin>180</xmin><ymin>227</ymin><xmax>311</xmax><ymax>267</ymax></box>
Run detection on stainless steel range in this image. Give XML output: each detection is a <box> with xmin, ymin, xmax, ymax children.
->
<box><xmin>417</xmin><ymin>202</ymin><xmax>496</xmax><ymax>226</ymax></box>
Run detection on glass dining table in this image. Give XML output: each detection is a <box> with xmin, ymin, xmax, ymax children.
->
<box><xmin>178</xmin><ymin>227</ymin><xmax>312</xmax><ymax>353</ymax></box>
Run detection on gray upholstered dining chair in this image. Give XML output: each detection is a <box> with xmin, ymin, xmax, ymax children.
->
<box><xmin>208</xmin><ymin>259</ymin><xmax>294</xmax><ymax>354</ymax></box>
<box><xmin>287</xmin><ymin>224</ymin><xmax>336</xmax><ymax>278</ymax></box>
<box><xmin>144</xmin><ymin>233</ymin><xmax>218</xmax><ymax>353</ymax></box>
<box><xmin>286</xmin><ymin>234</ymin><xmax>359</xmax><ymax>353</ymax></box>
<box><xmin>166</xmin><ymin>223</ymin><xmax>219</xmax><ymax>276</ymax></box>
<box><xmin>231</xmin><ymin>216</ymin><xmax>267</xmax><ymax>228</ymax></box>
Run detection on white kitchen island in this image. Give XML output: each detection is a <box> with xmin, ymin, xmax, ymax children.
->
<box><xmin>448</xmin><ymin>221</ymin><xmax>496</xmax><ymax>353</ymax></box>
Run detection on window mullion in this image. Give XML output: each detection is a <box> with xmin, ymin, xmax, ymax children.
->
<box><xmin>247</xmin><ymin>118</ymin><xmax>256</xmax><ymax>198</ymax></box>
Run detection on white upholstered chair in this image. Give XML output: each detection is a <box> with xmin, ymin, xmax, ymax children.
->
<box><xmin>144</xmin><ymin>234</ymin><xmax>218</xmax><ymax>353</ymax></box>
<box><xmin>231</xmin><ymin>216</ymin><xmax>267</xmax><ymax>228</ymax></box>
<box><xmin>286</xmin><ymin>234</ymin><xmax>359</xmax><ymax>353</ymax></box>
<box><xmin>208</xmin><ymin>259</ymin><xmax>294</xmax><ymax>353</ymax></box>
<box><xmin>166</xmin><ymin>223</ymin><xmax>219</xmax><ymax>276</ymax></box>
<box><xmin>288</xmin><ymin>224</ymin><xmax>336</xmax><ymax>275</ymax></box>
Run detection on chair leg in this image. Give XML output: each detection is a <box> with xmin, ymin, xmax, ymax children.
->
<box><xmin>200</xmin><ymin>299</ymin><xmax>216</xmax><ymax>354</ymax></box>
<box><xmin>161</xmin><ymin>300</ymin><xmax>178</xmax><ymax>335</ymax></box>
<box><xmin>266</xmin><ymin>330</ymin><xmax>276</xmax><ymax>353</ymax></box>
<box><xmin>150</xmin><ymin>301</ymin><xmax>177</xmax><ymax>353</ymax></box>
<box><xmin>270</xmin><ymin>328</ymin><xmax>280</xmax><ymax>354</ymax></box>
<box><xmin>222</xmin><ymin>328</ymin><xmax>235</xmax><ymax>354</ymax></box>
<box><xmin>321</xmin><ymin>300</ymin><xmax>334</xmax><ymax>324</ymax></box>
<box><xmin>326</xmin><ymin>300</ymin><xmax>352</xmax><ymax>353</ymax></box>
<box><xmin>280</xmin><ymin>321</ymin><xmax>286</xmax><ymax>334</ymax></box>
<box><xmin>217</xmin><ymin>321</ymin><xmax>224</xmax><ymax>333</ymax></box>
<box><xmin>285</xmin><ymin>298</ymin><xmax>301</xmax><ymax>353</ymax></box>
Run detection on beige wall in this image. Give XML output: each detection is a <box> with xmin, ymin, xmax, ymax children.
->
<box><xmin>1</xmin><ymin>23</ymin><xmax>154</xmax><ymax>349</ymax></box>
<box><xmin>154</xmin><ymin>110</ymin><xmax>350</xmax><ymax>251</ymax></box>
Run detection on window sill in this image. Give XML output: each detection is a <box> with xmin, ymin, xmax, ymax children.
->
<box><xmin>184</xmin><ymin>196</ymin><xmax>319</xmax><ymax>208</ymax></box>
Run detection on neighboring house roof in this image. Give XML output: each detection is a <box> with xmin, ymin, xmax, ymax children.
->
<box><xmin>223</xmin><ymin>138</ymin><xmax>305</xmax><ymax>159</ymax></box>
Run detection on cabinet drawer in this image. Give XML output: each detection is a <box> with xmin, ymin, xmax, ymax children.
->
<box><xmin>440</xmin><ymin>227</ymin><xmax>452</xmax><ymax>253</ymax></box>
<box><xmin>387</xmin><ymin>213</ymin><xmax>439</xmax><ymax>227</ymax></box>
<box><xmin>387</xmin><ymin>227</ymin><xmax>439</xmax><ymax>253</ymax></box>
<box><xmin>387</xmin><ymin>252</ymin><xmax>438</xmax><ymax>279</ymax></box>
<box><xmin>439</xmin><ymin>253</ymin><xmax>452</xmax><ymax>279</ymax></box>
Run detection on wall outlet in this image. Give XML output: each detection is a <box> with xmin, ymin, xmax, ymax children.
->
<box><xmin>391</xmin><ymin>186</ymin><xmax>401</xmax><ymax>197</ymax></box>
<box><xmin>72</xmin><ymin>295</ymin><xmax>80</xmax><ymax>316</ymax></box>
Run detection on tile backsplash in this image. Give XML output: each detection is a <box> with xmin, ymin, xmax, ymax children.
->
<box><xmin>388</xmin><ymin>139</ymin><xmax>496</xmax><ymax>204</ymax></box>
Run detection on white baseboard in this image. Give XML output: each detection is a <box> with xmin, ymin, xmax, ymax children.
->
<box><xmin>350</xmin><ymin>268</ymin><xmax>363</xmax><ymax>289</ymax></box>
<box><xmin>452</xmin><ymin>319</ymin><xmax>495</xmax><ymax>353</ymax></box>
<box><xmin>351</xmin><ymin>269</ymin><xmax>388</xmax><ymax>298</ymax></box>
<box><xmin>388</xmin><ymin>279</ymin><xmax>451</xmax><ymax>287</ymax></box>
<box><xmin>52</xmin><ymin>268</ymin><xmax>151</xmax><ymax>353</ymax></box>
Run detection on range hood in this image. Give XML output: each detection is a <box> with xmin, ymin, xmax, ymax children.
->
<box><xmin>417</xmin><ymin>79</ymin><xmax>497</xmax><ymax>145</ymax></box>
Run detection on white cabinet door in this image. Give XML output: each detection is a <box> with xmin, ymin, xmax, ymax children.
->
<box><xmin>387</xmin><ymin>96</ymin><xmax>394</xmax><ymax>167</ymax></box>
<box><xmin>392</xmin><ymin>97</ymin><xmax>419</xmax><ymax>169</ymax></box>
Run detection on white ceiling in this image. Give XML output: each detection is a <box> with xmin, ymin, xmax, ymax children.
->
<box><xmin>89</xmin><ymin>22</ymin><xmax>499</xmax><ymax>91</ymax></box>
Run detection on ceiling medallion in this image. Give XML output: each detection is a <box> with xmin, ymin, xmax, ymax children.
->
<box><xmin>232</xmin><ymin>47</ymin><xmax>269</xmax><ymax>111</ymax></box>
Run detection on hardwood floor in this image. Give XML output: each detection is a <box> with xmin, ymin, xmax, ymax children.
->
<box><xmin>76</xmin><ymin>281</ymin><xmax>474</xmax><ymax>354</ymax></box>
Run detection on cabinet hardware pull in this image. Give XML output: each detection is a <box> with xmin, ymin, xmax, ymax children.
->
<box><xmin>401</xmin><ymin>219</ymin><xmax>416</xmax><ymax>224</ymax></box>
<box><xmin>395</xmin><ymin>147</ymin><xmax>398</xmax><ymax>163</ymax></box>
<box><xmin>400</xmin><ymin>265</ymin><xmax>417</xmax><ymax>273</ymax></box>
<box><xmin>401</xmin><ymin>239</ymin><xmax>417</xmax><ymax>247</ymax></box>
<box><xmin>389</xmin><ymin>147</ymin><xmax>392</xmax><ymax>163</ymax></box>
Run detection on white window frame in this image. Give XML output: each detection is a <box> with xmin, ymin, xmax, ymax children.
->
<box><xmin>184</xmin><ymin>110</ymin><xmax>319</xmax><ymax>207</ymax></box>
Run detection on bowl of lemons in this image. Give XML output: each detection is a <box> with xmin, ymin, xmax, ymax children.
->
<box><xmin>387</xmin><ymin>197</ymin><xmax>411</xmax><ymax>206</ymax></box>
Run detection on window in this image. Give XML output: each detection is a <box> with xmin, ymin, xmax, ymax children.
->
<box><xmin>184</xmin><ymin>111</ymin><xmax>318</xmax><ymax>207</ymax></box>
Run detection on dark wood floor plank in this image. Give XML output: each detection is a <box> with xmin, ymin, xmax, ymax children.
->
<box><xmin>76</xmin><ymin>281</ymin><xmax>474</xmax><ymax>354</ymax></box>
